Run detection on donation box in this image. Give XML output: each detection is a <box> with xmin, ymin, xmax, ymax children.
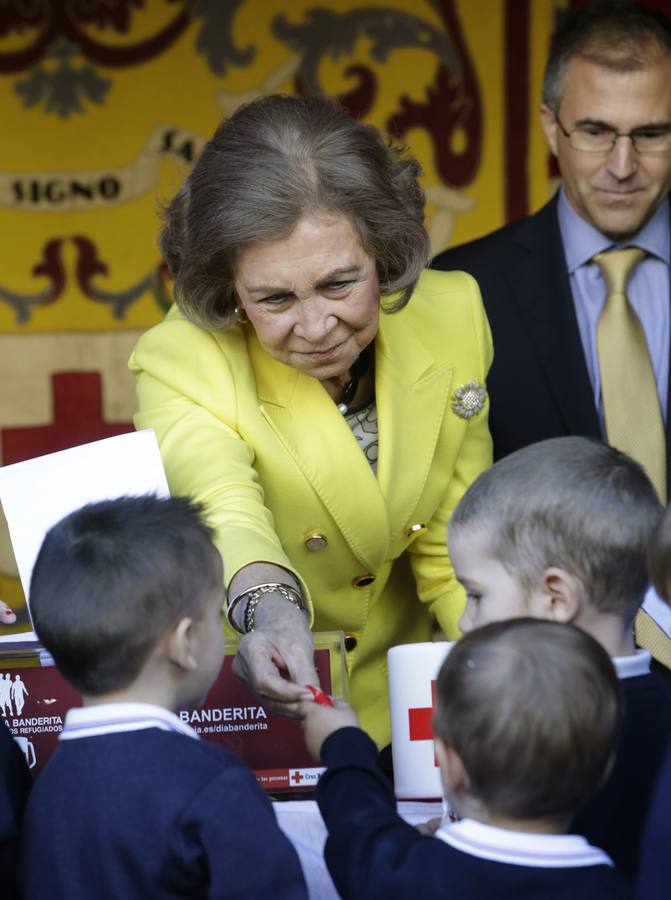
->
<box><xmin>388</xmin><ymin>641</ymin><xmax>453</xmax><ymax>800</ymax></box>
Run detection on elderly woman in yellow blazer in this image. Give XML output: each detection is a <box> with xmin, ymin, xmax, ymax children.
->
<box><xmin>130</xmin><ymin>95</ymin><xmax>492</xmax><ymax>748</ymax></box>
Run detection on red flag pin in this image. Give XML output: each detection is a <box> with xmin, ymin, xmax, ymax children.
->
<box><xmin>305</xmin><ymin>684</ymin><xmax>334</xmax><ymax>707</ymax></box>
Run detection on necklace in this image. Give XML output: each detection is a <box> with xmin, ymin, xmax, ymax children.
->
<box><xmin>337</xmin><ymin>377</ymin><xmax>359</xmax><ymax>415</ymax></box>
<box><xmin>337</xmin><ymin>345</ymin><xmax>372</xmax><ymax>415</ymax></box>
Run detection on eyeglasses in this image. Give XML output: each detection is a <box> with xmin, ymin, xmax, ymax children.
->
<box><xmin>554</xmin><ymin>112</ymin><xmax>671</xmax><ymax>155</ymax></box>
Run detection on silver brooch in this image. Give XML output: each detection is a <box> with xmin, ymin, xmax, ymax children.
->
<box><xmin>451</xmin><ymin>381</ymin><xmax>487</xmax><ymax>419</ymax></box>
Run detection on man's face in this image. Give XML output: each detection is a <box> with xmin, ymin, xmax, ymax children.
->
<box><xmin>541</xmin><ymin>54</ymin><xmax>671</xmax><ymax>241</ymax></box>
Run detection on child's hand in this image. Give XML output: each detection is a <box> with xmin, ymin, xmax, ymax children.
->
<box><xmin>297</xmin><ymin>696</ymin><xmax>360</xmax><ymax>760</ymax></box>
<box><xmin>415</xmin><ymin>817</ymin><xmax>441</xmax><ymax>836</ymax></box>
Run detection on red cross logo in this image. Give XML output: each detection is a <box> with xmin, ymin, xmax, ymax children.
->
<box><xmin>291</xmin><ymin>770</ymin><xmax>304</xmax><ymax>785</ymax></box>
<box><xmin>1</xmin><ymin>372</ymin><xmax>133</xmax><ymax>465</ymax></box>
<box><xmin>408</xmin><ymin>680</ymin><xmax>438</xmax><ymax>766</ymax></box>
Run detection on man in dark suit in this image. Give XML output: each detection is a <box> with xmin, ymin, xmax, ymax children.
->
<box><xmin>433</xmin><ymin>0</ymin><xmax>671</xmax><ymax>666</ymax></box>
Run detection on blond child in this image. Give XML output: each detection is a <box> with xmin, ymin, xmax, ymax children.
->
<box><xmin>448</xmin><ymin>436</ymin><xmax>669</xmax><ymax>879</ymax></box>
<box><xmin>300</xmin><ymin>619</ymin><xmax>630</xmax><ymax>899</ymax></box>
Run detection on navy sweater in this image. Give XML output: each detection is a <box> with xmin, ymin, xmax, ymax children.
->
<box><xmin>317</xmin><ymin>728</ymin><xmax>632</xmax><ymax>900</ymax></box>
<box><xmin>19</xmin><ymin>728</ymin><xmax>307</xmax><ymax>899</ymax></box>
<box><xmin>636</xmin><ymin>741</ymin><xmax>671</xmax><ymax>899</ymax></box>
<box><xmin>572</xmin><ymin>670</ymin><xmax>671</xmax><ymax>879</ymax></box>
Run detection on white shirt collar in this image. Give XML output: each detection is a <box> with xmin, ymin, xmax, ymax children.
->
<box><xmin>435</xmin><ymin>818</ymin><xmax>612</xmax><ymax>868</ymax></box>
<box><xmin>60</xmin><ymin>702</ymin><xmax>199</xmax><ymax>742</ymax></box>
<box><xmin>612</xmin><ymin>649</ymin><xmax>652</xmax><ymax>680</ymax></box>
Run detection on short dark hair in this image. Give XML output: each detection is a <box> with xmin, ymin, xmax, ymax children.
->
<box><xmin>161</xmin><ymin>93</ymin><xmax>429</xmax><ymax>330</ymax></box>
<box><xmin>449</xmin><ymin>437</ymin><xmax>663</xmax><ymax>622</ymax></box>
<box><xmin>649</xmin><ymin>504</ymin><xmax>671</xmax><ymax>600</ymax></box>
<box><xmin>29</xmin><ymin>495</ymin><xmax>221</xmax><ymax>696</ymax></box>
<box><xmin>434</xmin><ymin>619</ymin><xmax>622</xmax><ymax>820</ymax></box>
<box><xmin>543</xmin><ymin>0</ymin><xmax>671</xmax><ymax>112</ymax></box>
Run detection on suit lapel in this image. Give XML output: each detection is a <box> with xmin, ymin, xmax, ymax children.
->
<box><xmin>507</xmin><ymin>198</ymin><xmax>601</xmax><ymax>438</ymax></box>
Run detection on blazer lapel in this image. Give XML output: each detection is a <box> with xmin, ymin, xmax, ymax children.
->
<box><xmin>507</xmin><ymin>198</ymin><xmax>601</xmax><ymax>438</ymax></box>
<box><xmin>248</xmin><ymin>331</ymin><xmax>391</xmax><ymax>571</ymax></box>
<box><xmin>375</xmin><ymin>308</ymin><xmax>454</xmax><ymax>537</ymax></box>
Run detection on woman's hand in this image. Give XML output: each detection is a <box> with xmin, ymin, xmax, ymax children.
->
<box><xmin>232</xmin><ymin>591</ymin><xmax>318</xmax><ymax>716</ymax></box>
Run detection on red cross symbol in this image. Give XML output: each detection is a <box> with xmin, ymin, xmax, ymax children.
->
<box><xmin>1</xmin><ymin>372</ymin><xmax>133</xmax><ymax>465</ymax></box>
<box><xmin>291</xmin><ymin>770</ymin><xmax>304</xmax><ymax>785</ymax></box>
<box><xmin>408</xmin><ymin>680</ymin><xmax>438</xmax><ymax>766</ymax></box>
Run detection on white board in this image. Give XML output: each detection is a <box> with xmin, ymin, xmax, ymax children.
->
<box><xmin>0</xmin><ymin>430</ymin><xmax>169</xmax><ymax>643</ymax></box>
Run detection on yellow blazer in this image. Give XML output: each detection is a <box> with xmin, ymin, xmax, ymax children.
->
<box><xmin>130</xmin><ymin>269</ymin><xmax>493</xmax><ymax>746</ymax></box>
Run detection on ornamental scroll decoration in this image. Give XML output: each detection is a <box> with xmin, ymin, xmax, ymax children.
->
<box><xmin>0</xmin><ymin>0</ymin><xmax>482</xmax><ymax>321</ymax></box>
<box><xmin>0</xmin><ymin>237</ymin><xmax>170</xmax><ymax>324</ymax></box>
<box><xmin>2</xmin><ymin>0</ymin><xmax>481</xmax><ymax>188</ymax></box>
<box><xmin>2</xmin><ymin>0</ymin><xmax>252</xmax><ymax>116</ymax></box>
<box><xmin>275</xmin><ymin>2</ymin><xmax>482</xmax><ymax>187</ymax></box>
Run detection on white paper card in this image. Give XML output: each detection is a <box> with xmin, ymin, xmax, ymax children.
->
<box><xmin>0</xmin><ymin>430</ymin><xmax>169</xmax><ymax>643</ymax></box>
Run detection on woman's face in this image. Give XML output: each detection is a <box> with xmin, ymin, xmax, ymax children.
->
<box><xmin>234</xmin><ymin>214</ymin><xmax>380</xmax><ymax>381</ymax></box>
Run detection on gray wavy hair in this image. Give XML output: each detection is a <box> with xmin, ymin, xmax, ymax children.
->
<box><xmin>160</xmin><ymin>94</ymin><xmax>429</xmax><ymax>330</ymax></box>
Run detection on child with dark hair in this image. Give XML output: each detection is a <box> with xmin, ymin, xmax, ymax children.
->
<box><xmin>637</xmin><ymin>505</ymin><xmax>671</xmax><ymax>900</ymax></box>
<box><xmin>448</xmin><ymin>436</ymin><xmax>671</xmax><ymax>880</ymax></box>
<box><xmin>299</xmin><ymin>619</ymin><xmax>631</xmax><ymax>899</ymax></box>
<box><xmin>20</xmin><ymin>494</ymin><xmax>307</xmax><ymax>900</ymax></box>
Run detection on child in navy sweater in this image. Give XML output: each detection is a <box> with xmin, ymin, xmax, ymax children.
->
<box><xmin>19</xmin><ymin>495</ymin><xmax>307</xmax><ymax>900</ymax></box>
<box><xmin>300</xmin><ymin>618</ymin><xmax>631</xmax><ymax>899</ymax></box>
<box><xmin>636</xmin><ymin>506</ymin><xmax>671</xmax><ymax>900</ymax></box>
<box><xmin>447</xmin><ymin>436</ymin><xmax>670</xmax><ymax>881</ymax></box>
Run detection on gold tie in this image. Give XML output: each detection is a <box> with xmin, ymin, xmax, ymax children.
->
<box><xmin>594</xmin><ymin>247</ymin><xmax>667</xmax><ymax>502</ymax></box>
<box><xmin>635</xmin><ymin>608</ymin><xmax>671</xmax><ymax>670</ymax></box>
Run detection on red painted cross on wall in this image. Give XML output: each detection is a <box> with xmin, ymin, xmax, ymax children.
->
<box><xmin>408</xmin><ymin>679</ymin><xmax>438</xmax><ymax>766</ymax></box>
<box><xmin>1</xmin><ymin>372</ymin><xmax>133</xmax><ymax>466</ymax></box>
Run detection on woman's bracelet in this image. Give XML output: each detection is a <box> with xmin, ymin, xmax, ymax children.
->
<box><xmin>226</xmin><ymin>582</ymin><xmax>304</xmax><ymax>634</ymax></box>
